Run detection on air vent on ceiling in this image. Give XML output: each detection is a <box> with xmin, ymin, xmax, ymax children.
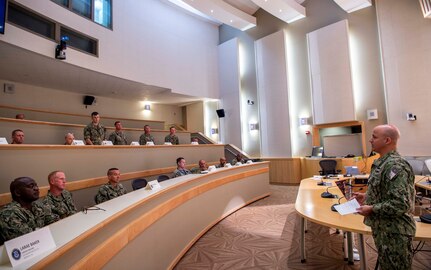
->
<box><xmin>419</xmin><ymin>0</ymin><xmax>431</xmax><ymax>18</ymax></box>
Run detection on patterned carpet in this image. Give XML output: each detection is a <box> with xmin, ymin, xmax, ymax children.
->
<box><xmin>175</xmin><ymin>185</ymin><xmax>431</xmax><ymax>270</ymax></box>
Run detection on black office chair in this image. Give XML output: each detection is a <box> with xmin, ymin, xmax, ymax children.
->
<box><xmin>157</xmin><ymin>175</ymin><xmax>170</xmax><ymax>182</ymax></box>
<box><xmin>319</xmin><ymin>159</ymin><xmax>341</xmax><ymax>176</ymax></box>
<box><xmin>132</xmin><ymin>178</ymin><xmax>148</xmax><ymax>190</ymax></box>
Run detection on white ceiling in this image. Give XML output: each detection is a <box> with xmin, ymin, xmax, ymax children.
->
<box><xmin>0</xmin><ymin>0</ymin><xmax>310</xmax><ymax>106</ymax></box>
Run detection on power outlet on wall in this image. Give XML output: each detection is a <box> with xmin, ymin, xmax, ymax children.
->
<box><xmin>4</xmin><ymin>83</ymin><xmax>15</xmax><ymax>94</ymax></box>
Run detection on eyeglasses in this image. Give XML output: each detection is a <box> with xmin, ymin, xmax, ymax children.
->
<box><xmin>82</xmin><ymin>206</ymin><xmax>106</xmax><ymax>214</ymax></box>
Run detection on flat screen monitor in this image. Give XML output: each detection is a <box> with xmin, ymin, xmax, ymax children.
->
<box><xmin>0</xmin><ymin>0</ymin><xmax>5</xmax><ymax>35</ymax></box>
<box><xmin>322</xmin><ymin>133</ymin><xmax>363</xmax><ymax>158</ymax></box>
<box><xmin>311</xmin><ymin>146</ymin><xmax>323</xmax><ymax>157</ymax></box>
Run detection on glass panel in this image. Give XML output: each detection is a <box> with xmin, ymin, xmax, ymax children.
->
<box><xmin>71</xmin><ymin>0</ymin><xmax>91</xmax><ymax>19</ymax></box>
<box><xmin>61</xmin><ymin>27</ymin><xmax>97</xmax><ymax>55</ymax></box>
<box><xmin>8</xmin><ymin>4</ymin><xmax>55</xmax><ymax>40</ymax></box>
<box><xmin>94</xmin><ymin>0</ymin><xmax>111</xmax><ymax>28</ymax></box>
<box><xmin>52</xmin><ymin>0</ymin><xmax>69</xmax><ymax>7</ymax></box>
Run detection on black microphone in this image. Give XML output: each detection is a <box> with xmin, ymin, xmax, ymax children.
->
<box><xmin>321</xmin><ymin>186</ymin><xmax>337</xmax><ymax>198</ymax></box>
<box><xmin>331</xmin><ymin>196</ymin><xmax>345</xmax><ymax>211</ymax></box>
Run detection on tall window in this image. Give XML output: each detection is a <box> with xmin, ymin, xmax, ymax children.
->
<box><xmin>52</xmin><ymin>0</ymin><xmax>111</xmax><ymax>29</ymax></box>
<box><xmin>72</xmin><ymin>0</ymin><xmax>91</xmax><ymax>19</ymax></box>
<box><xmin>94</xmin><ymin>0</ymin><xmax>111</xmax><ymax>28</ymax></box>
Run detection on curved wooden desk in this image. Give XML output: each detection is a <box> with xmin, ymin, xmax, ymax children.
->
<box><xmin>295</xmin><ymin>178</ymin><xmax>431</xmax><ymax>270</ymax></box>
<box><xmin>0</xmin><ymin>162</ymin><xmax>269</xmax><ymax>270</ymax></box>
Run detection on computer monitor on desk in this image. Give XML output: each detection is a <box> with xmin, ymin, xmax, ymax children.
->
<box><xmin>344</xmin><ymin>166</ymin><xmax>360</xmax><ymax>176</ymax></box>
<box><xmin>311</xmin><ymin>146</ymin><xmax>323</xmax><ymax>157</ymax></box>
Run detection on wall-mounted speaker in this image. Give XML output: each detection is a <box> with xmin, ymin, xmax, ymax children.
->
<box><xmin>83</xmin><ymin>95</ymin><xmax>95</xmax><ymax>106</ymax></box>
<box><xmin>216</xmin><ymin>109</ymin><xmax>225</xmax><ymax>118</ymax></box>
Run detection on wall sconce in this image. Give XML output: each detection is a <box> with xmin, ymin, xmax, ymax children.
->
<box><xmin>247</xmin><ymin>100</ymin><xmax>255</xmax><ymax>105</ymax></box>
<box><xmin>299</xmin><ymin>117</ymin><xmax>309</xmax><ymax>126</ymax></box>
<box><xmin>249</xmin><ymin>123</ymin><xmax>259</xmax><ymax>131</ymax></box>
<box><xmin>144</xmin><ymin>104</ymin><xmax>151</xmax><ymax>111</ymax></box>
<box><xmin>211</xmin><ymin>128</ymin><xmax>218</xmax><ymax>134</ymax></box>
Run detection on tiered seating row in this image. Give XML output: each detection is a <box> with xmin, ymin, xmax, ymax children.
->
<box><xmin>0</xmin><ymin>105</ymin><xmax>165</xmax><ymax>129</ymax></box>
<box><xmin>0</xmin><ymin>117</ymin><xmax>190</xmax><ymax>145</ymax></box>
<box><xmin>0</xmin><ymin>144</ymin><xmax>225</xmax><ymax>208</ymax></box>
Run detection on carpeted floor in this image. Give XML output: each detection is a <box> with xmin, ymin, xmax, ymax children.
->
<box><xmin>175</xmin><ymin>185</ymin><xmax>431</xmax><ymax>269</ymax></box>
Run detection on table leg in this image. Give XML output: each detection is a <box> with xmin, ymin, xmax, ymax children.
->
<box><xmin>346</xmin><ymin>231</ymin><xmax>353</xmax><ymax>265</ymax></box>
<box><xmin>358</xmin><ymin>234</ymin><xmax>367</xmax><ymax>270</ymax></box>
<box><xmin>300</xmin><ymin>217</ymin><xmax>306</xmax><ymax>263</ymax></box>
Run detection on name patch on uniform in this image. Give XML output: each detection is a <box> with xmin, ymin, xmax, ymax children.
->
<box><xmin>4</xmin><ymin>227</ymin><xmax>56</xmax><ymax>267</ymax></box>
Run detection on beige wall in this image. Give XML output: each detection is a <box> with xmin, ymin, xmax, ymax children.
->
<box><xmin>0</xmin><ymin>80</ymin><xmax>183</xmax><ymax>126</ymax></box>
<box><xmin>376</xmin><ymin>0</ymin><xmax>431</xmax><ymax>156</ymax></box>
<box><xmin>185</xmin><ymin>101</ymin><xmax>204</xmax><ymax>132</ymax></box>
<box><xmin>219</xmin><ymin>0</ymin><xmax>385</xmax><ymax>157</ymax></box>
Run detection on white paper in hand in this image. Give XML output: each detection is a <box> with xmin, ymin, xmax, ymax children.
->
<box><xmin>334</xmin><ymin>198</ymin><xmax>360</xmax><ymax>215</ymax></box>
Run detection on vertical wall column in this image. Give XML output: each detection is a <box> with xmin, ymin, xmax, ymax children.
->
<box><xmin>218</xmin><ymin>38</ymin><xmax>242</xmax><ymax>148</ymax></box>
<box><xmin>255</xmin><ymin>30</ymin><xmax>292</xmax><ymax>157</ymax></box>
<box><xmin>307</xmin><ymin>19</ymin><xmax>356</xmax><ymax>125</ymax></box>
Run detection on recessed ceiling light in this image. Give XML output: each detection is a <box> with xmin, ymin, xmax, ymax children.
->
<box><xmin>279</xmin><ymin>9</ymin><xmax>282</xmax><ymax>12</ymax></box>
<box><xmin>210</xmin><ymin>9</ymin><xmax>214</xmax><ymax>13</ymax></box>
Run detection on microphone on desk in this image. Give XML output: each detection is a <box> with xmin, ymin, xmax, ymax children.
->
<box><xmin>321</xmin><ymin>186</ymin><xmax>337</xmax><ymax>198</ymax></box>
<box><xmin>331</xmin><ymin>196</ymin><xmax>345</xmax><ymax>212</ymax></box>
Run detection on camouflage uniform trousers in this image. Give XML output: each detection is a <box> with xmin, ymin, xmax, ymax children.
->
<box><xmin>139</xmin><ymin>134</ymin><xmax>155</xmax><ymax>145</ymax></box>
<box><xmin>108</xmin><ymin>131</ymin><xmax>128</xmax><ymax>145</ymax></box>
<box><xmin>43</xmin><ymin>190</ymin><xmax>77</xmax><ymax>219</ymax></box>
<box><xmin>95</xmin><ymin>183</ymin><xmax>127</xmax><ymax>204</ymax></box>
<box><xmin>164</xmin><ymin>134</ymin><xmax>179</xmax><ymax>145</ymax></box>
<box><xmin>0</xmin><ymin>200</ymin><xmax>59</xmax><ymax>243</ymax></box>
<box><xmin>83</xmin><ymin>123</ymin><xmax>106</xmax><ymax>145</ymax></box>
<box><xmin>373</xmin><ymin>230</ymin><xmax>413</xmax><ymax>270</ymax></box>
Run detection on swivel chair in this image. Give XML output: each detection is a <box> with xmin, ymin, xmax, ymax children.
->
<box><xmin>319</xmin><ymin>159</ymin><xmax>341</xmax><ymax>176</ymax></box>
<box><xmin>157</xmin><ymin>175</ymin><xmax>170</xmax><ymax>182</ymax></box>
<box><xmin>132</xmin><ymin>178</ymin><xmax>148</xmax><ymax>190</ymax></box>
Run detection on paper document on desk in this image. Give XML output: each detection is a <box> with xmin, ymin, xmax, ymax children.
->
<box><xmin>334</xmin><ymin>199</ymin><xmax>360</xmax><ymax>215</ymax></box>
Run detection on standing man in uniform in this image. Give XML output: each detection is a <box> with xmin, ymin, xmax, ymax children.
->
<box><xmin>164</xmin><ymin>126</ymin><xmax>179</xmax><ymax>145</ymax></box>
<box><xmin>353</xmin><ymin>125</ymin><xmax>415</xmax><ymax>270</ymax></box>
<box><xmin>95</xmin><ymin>168</ymin><xmax>127</xmax><ymax>204</ymax></box>
<box><xmin>0</xmin><ymin>177</ymin><xmax>59</xmax><ymax>244</ymax></box>
<box><xmin>84</xmin><ymin>112</ymin><xmax>106</xmax><ymax>145</ymax></box>
<box><xmin>43</xmin><ymin>171</ymin><xmax>77</xmax><ymax>219</ymax></box>
<box><xmin>139</xmin><ymin>125</ymin><xmax>155</xmax><ymax>145</ymax></box>
<box><xmin>108</xmin><ymin>121</ymin><xmax>128</xmax><ymax>145</ymax></box>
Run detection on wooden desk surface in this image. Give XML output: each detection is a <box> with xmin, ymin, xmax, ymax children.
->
<box><xmin>415</xmin><ymin>175</ymin><xmax>431</xmax><ymax>191</ymax></box>
<box><xmin>295</xmin><ymin>178</ymin><xmax>431</xmax><ymax>240</ymax></box>
<box><xmin>0</xmin><ymin>162</ymin><xmax>270</xmax><ymax>270</ymax></box>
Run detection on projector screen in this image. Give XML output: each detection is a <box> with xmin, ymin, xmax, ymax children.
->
<box><xmin>323</xmin><ymin>134</ymin><xmax>363</xmax><ymax>157</ymax></box>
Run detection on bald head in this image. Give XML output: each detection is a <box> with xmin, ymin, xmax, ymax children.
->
<box><xmin>379</xmin><ymin>124</ymin><xmax>400</xmax><ymax>143</ymax></box>
<box><xmin>370</xmin><ymin>124</ymin><xmax>400</xmax><ymax>156</ymax></box>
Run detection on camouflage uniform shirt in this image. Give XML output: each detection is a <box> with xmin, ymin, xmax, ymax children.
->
<box><xmin>0</xmin><ymin>200</ymin><xmax>59</xmax><ymax>244</ymax></box>
<box><xmin>173</xmin><ymin>168</ymin><xmax>191</xmax><ymax>178</ymax></box>
<box><xmin>83</xmin><ymin>123</ymin><xmax>106</xmax><ymax>145</ymax></box>
<box><xmin>364</xmin><ymin>150</ymin><xmax>416</xmax><ymax>270</ymax></box>
<box><xmin>364</xmin><ymin>150</ymin><xmax>416</xmax><ymax>235</ymax></box>
<box><xmin>108</xmin><ymin>130</ymin><xmax>128</xmax><ymax>145</ymax></box>
<box><xmin>139</xmin><ymin>133</ymin><xmax>155</xmax><ymax>145</ymax></box>
<box><xmin>164</xmin><ymin>134</ymin><xmax>179</xmax><ymax>145</ymax></box>
<box><xmin>95</xmin><ymin>183</ymin><xmax>127</xmax><ymax>204</ymax></box>
<box><xmin>231</xmin><ymin>158</ymin><xmax>245</xmax><ymax>165</ymax></box>
<box><xmin>43</xmin><ymin>190</ymin><xmax>77</xmax><ymax>219</ymax></box>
